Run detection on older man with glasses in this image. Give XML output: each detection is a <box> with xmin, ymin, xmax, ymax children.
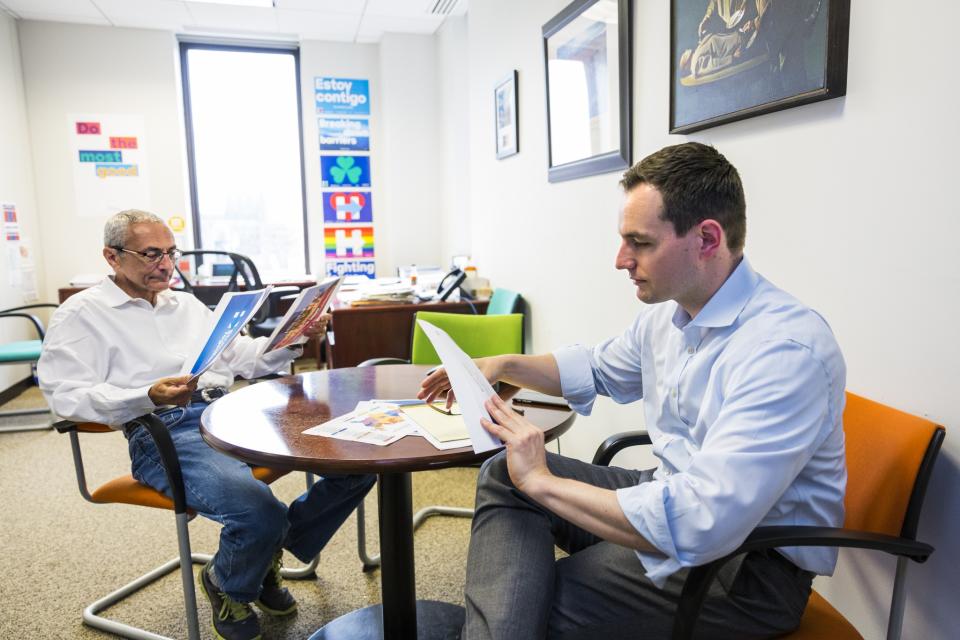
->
<box><xmin>38</xmin><ymin>209</ymin><xmax>376</xmax><ymax>640</ymax></box>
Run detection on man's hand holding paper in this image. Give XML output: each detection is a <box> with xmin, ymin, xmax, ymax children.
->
<box><xmin>414</xmin><ymin>320</ymin><xmax>503</xmax><ymax>453</ymax></box>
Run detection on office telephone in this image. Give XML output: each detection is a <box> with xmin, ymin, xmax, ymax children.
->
<box><xmin>437</xmin><ymin>268</ymin><xmax>466</xmax><ymax>301</ymax></box>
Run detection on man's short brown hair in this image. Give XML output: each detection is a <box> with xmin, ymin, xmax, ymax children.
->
<box><xmin>620</xmin><ymin>143</ymin><xmax>746</xmax><ymax>252</ymax></box>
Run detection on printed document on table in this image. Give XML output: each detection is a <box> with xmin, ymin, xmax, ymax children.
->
<box><xmin>401</xmin><ymin>403</ymin><xmax>472</xmax><ymax>450</ymax></box>
<box><xmin>415</xmin><ymin>320</ymin><xmax>502</xmax><ymax>453</ymax></box>
<box><xmin>302</xmin><ymin>402</ymin><xmax>419</xmax><ymax>446</ymax></box>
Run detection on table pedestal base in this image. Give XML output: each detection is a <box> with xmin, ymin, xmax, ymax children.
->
<box><xmin>307</xmin><ymin>600</ymin><xmax>465</xmax><ymax>640</ymax></box>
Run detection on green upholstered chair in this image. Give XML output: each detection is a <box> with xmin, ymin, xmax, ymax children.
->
<box><xmin>0</xmin><ymin>303</ymin><xmax>57</xmax><ymax>431</ymax></box>
<box><xmin>355</xmin><ymin>310</ymin><xmax>524</xmax><ymax>569</ymax></box>
<box><xmin>410</xmin><ymin>311</ymin><xmax>523</xmax><ymax>365</ymax></box>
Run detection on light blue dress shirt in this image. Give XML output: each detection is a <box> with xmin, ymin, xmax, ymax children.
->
<box><xmin>553</xmin><ymin>257</ymin><xmax>847</xmax><ymax>587</ymax></box>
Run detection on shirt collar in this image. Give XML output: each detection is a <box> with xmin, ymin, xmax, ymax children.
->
<box><xmin>101</xmin><ymin>276</ymin><xmax>180</xmax><ymax>309</ymax></box>
<box><xmin>672</xmin><ymin>256</ymin><xmax>759</xmax><ymax>330</ymax></box>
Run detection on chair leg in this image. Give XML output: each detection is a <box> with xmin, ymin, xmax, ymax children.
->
<box><xmin>356</xmin><ymin>499</ymin><xmax>474</xmax><ymax>570</ymax></box>
<box><xmin>886</xmin><ymin>556</ymin><xmax>909</xmax><ymax>640</ymax></box>
<box><xmin>281</xmin><ymin>471</ymin><xmax>320</xmax><ymax>579</ymax></box>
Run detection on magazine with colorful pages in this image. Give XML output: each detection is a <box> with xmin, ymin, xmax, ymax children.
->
<box><xmin>180</xmin><ymin>286</ymin><xmax>273</xmax><ymax>381</ymax></box>
<box><xmin>264</xmin><ymin>276</ymin><xmax>344</xmax><ymax>353</ymax></box>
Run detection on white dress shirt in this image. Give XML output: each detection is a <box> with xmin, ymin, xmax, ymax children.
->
<box><xmin>39</xmin><ymin>277</ymin><xmax>298</xmax><ymax>427</ymax></box>
<box><xmin>553</xmin><ymin>257</ymin><xmax>847</xmax><ymax>587</ymax></box>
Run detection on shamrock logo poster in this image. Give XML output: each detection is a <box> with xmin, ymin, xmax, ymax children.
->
<box><xmin>321</xmin><ymin>155</ymin><xmax>371</xmax><ymax>188</ymax></box>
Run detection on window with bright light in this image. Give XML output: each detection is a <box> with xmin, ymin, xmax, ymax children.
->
<box><xmin>181</xmin><ymin>44</ymin><xmax>308</xmax><ymax>278</ymax></box>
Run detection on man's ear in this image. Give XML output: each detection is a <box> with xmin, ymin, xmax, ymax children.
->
<box><xmin>698</xmin><ymin>220</ymin><xmax>724</xmax><ymax>258</ymax></box>
<box><xmin>103</xmin><ymin>246</ymin><xmax>120</xmax><ymax>270</ymax></box>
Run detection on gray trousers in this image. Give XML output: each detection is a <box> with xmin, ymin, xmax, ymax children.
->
<box><xmin>462</xmin><ymin>452</ymin><xmax>814</xmax><ymax>640</ymax></box>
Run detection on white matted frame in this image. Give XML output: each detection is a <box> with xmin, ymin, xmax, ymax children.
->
<box><xmin>494</xmin><ymin>70</ymin><xmax>519</xmax><ymax>159</ymax></box>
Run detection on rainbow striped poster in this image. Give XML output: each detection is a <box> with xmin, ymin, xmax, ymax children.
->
<box><xmin>324</xmin><ymin>225</ymin><xmax>374</xmax><ymax>259</ymax></box>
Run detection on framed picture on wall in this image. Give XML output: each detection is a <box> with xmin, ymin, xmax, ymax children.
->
<box><xmin>543</xmin><ymin>0</ymin><xmax>632</xmax><ymax>182</ymax></box>
<box><xmin>670</xmin><ymin>0</ymin><xmax>850</xmax><ymax>134</ymax></box>
<box><xmin>495</xmin><ymin>71</ymin><xmax>519</xmax><ymax>159</ymax></box>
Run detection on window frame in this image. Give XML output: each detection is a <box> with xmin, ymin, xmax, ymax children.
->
<box><xmin>179</xmin><ymin>41</ymin><xmax>310</xmax><ymax>274</ymax></box>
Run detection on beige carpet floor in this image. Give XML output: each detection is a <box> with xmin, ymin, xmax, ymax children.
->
<box><xmin>0</xmin><ymin>383</ymin><xmax>479</xmax><ymax>639</ymax></box>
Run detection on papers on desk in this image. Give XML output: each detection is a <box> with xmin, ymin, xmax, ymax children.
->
<box><xmin>415</xmin><ymin>320</ymin><xmax>503</xmax><ymax>453</ymax></box>
<box><xmin>346</xmin><ymin>278</ymin><xmax>417</xmax><ymax>306</ymax></box>
<box><xmin>302</xmin><ymin>400</ymin><xmax>474</xmax><ymax>450</ymax></box>
<box><xmin>401</xmin><ymin>403</ymin><xmax>472</xmax><ymax>450</ymax></box>
<box><xmin>302</xmin><ymin>402</ymin><xmax>419</xmax><ymax>446</ymax></box>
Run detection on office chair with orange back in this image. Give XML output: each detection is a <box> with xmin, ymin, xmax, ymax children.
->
<box><xmin>593</xmin><ymin>391</ymin><xmax>945</xmax><ymax>640</ymax></box>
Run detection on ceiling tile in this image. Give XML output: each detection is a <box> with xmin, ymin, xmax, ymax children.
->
<box><xmin>94</xmin><ymin>0</ymin><xmax>192</xmax><ymax>31</ymax></box>
<box><xmin>14</xmin><ymin>11</ymin><xmax>110</xmax><ymax>25</ymax></box>
<box><xmin>185</xmin><ymin>2</ymin><xmax>280</xmax><ymax>34</ymax></box>
<box><xmin>274</xmin><ymin>0</ymin><xmax>364</xmax><ymax>13</ymax></box>
<box><xmin>2</xmin><ymin>0</ymin><xmax>103</xmax><ymax>18</ymax></box>
<box><xmin>358</xmin><ymin>12</ymin><xmax>442</xmax><ymax>35</ymax></box>
<box><xmin>276</xmin><ymin>8</ymin><xmax>359</xmax><ymax>42</ymax></box>
<box><xmin>364</xmin><ymin>0</ymin><xmax>430</xmax><ymax>16</ymax></box>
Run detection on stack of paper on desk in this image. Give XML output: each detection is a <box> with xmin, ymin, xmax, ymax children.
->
<box><xmin>401</xmin><ymin>404</ymin><xmax>472</xmax><ymax>450</ymax></box>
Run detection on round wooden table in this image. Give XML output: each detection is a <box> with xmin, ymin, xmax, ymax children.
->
<box><xmin>200</xmin><ymin>365</ymin><xmax>576</xmax><ymax>640</ymax></box>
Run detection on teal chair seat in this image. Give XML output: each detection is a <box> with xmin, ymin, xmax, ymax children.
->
<box><xmin>486</xmin><ymin>288</ymin><xmax>523</xmax><ymax>315</ymax></box>
<box><xmin>0</xmin><ymin>303</ymin><xmax>58</xmax><ymax>430</ymax></box>
<box><xmin>0</xmin><ymin>339</ymin><xmax>43</xmax><ymax>364</ymax></box>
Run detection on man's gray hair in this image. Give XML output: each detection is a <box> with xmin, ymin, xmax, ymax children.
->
<box><xmin>103</xmin><ymin>209</ymin><xmax>165</xmax><ymax>247</ymax></box>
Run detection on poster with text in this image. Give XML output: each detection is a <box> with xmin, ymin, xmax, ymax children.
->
<box><xmin>321</xmin><ymin>155</ymin><xmax>371</xmax><ymax>188</ymax></box>
<box><xmin>315</xmin><ymin>77</ymin><xmax>370</xmax><ymax>116</ymax></box>
<box><xmin>319</xmin><ymin>117</ymin><xmax>370</xmax><ymax>151</ymax></box>
<box><xmin>322</xmin><ymin>191</ymin><xmax>373</xmax><ymax>224</ymax></box>
<box><xmin>69</xmin><ymin>115</ymin><xmax>149</xmax><ymax>218</ymax></box>
<box><xmin>326</xmin><ymin>259</ymin><xmax>376</xmax><ymax>279</ymax></box>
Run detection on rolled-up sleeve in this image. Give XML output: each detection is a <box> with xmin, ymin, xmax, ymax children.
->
<box><xmin>552</xmin><ymin>312</ymin><xmax>645</xmax><ymax>415</ymax></box>
<box><xmin>615</xmin><ymin>339</ymin><xmax>834</xmax><ymax>587</ymax></box>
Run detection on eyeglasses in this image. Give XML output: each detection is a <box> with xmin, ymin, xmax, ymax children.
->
<box><xmin>428</xmin><ymin>401</ymin><xmax>462</xmax><ymax>416</ymax></box>
<box><xmin>114</xmin><ymin>247</ymin><xmax>182</xmax><ymax>264</ymax></box>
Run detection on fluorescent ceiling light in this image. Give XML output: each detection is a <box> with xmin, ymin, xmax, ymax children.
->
<box><xmin>188</xmin><ymin>0</ymin><xmax>276</xmax><ymax>8</ymax></box>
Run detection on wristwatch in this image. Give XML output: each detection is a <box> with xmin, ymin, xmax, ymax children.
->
<box><xmin>200</xmin><ymin>387</ymin><xmax>226</xmax><ymax>403</ymax></box>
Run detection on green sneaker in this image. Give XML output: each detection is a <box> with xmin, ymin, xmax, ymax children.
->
<box><xmin>255</xmin><ymin>550</ymin><xmax>298</xmax><ymax>616</ymax></box>
<box><xmin>198</xmin><ymin>562</ymin><xmax>262</xmax><ymax>640</ymax></box>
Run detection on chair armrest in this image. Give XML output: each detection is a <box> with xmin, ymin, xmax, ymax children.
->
<box><xmin>592</xmin><ymin>430</ymin><xmax>652</xmax><ymax>466</ymax></box>
<box><xmin>357</xmin><ymin>357</ymin><xmax>411</xmax><ymax>367</ymax></box>
<box><xmin>0</xmin><ymin>312</ymin><xmax>47</xmax><ymax>339</ymax></box>
<box><xmin>127</xmin><ymin>413</ymin><xmax>190</xmax><ymax>515</ymax></box>
<box><xmin>671</xmin><ymin>525</ymin><xmax>934</xmax><ymax>640</ymax></box>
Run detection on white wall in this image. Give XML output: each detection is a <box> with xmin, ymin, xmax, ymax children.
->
<box><xmin>376</xmin><ymin>33</ymin><xmax>443</xmax><ymax>273</ymax></box>
<box><xmin>0</xmin><ymin>12</ymin><xmax>47</xmax><ymax>389</ymax></box>
<box><xmin>18</xmin><ymin>22</ymin><xmax>190</xmax><ymax>303</ymax></box>
<box><xmin>436</xmin><ymin>15</ymin><xmax>471</xmax><ymax>266</ymax></box>
<box><xmin>448</xmin><ymin>0</ymin><xmax>960</xmax><ymax>638</ymax></box>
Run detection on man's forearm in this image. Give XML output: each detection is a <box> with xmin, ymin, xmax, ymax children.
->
<box><xmin>524</xmin><ymin>474</ymin><xmax>660</xmax><ymax>554</ymax></box>
<box><xmin>496</xmin><ymin>353</ymin><xmax>564</xmax><ymax>396</ymax></box>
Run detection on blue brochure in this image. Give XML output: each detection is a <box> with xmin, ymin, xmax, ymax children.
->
<box><xmin>181</xmin><ymin>287</ymin><xmax>271</xmax><ymax>380</ymax></box>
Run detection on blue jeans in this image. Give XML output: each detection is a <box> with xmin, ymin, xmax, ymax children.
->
<box><xmin>127</xmin><ymin>403</ymin><xmax>375</xmax><ymax>602</ymax></box>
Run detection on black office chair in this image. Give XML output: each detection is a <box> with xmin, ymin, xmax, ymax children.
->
<box><xmin>173</xmin><ymin>250</ymin><xmax>301</xmax><ymax>342</ymax></box>
<box><xmin>172</xmin><ymin>250</ymin><xmax>263</xmax><ymax>309</ymax></box>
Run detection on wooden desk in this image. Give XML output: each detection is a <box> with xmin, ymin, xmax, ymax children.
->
<box><xmin>200</xmin><ymin>365</ymin><xmax>574</xmax><ymax>640</ymax></box>
<box><xmin>326</xmin><ymin>299</ymin><xmax>489</xmax><ymax>368</ymax></box>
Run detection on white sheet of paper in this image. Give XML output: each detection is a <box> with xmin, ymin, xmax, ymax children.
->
<box><xmin>415</xmin><ymin>320</ymin><xmax>502</xmax><ymax>453</ymax></box>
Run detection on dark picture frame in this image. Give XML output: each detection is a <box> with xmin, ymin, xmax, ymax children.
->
<box><xmin>543</xmin><ymin>0</ymin><xmax>632</xmax><ymax>183</ymax></box>
<box><xmin>670</xmin><ymin>0</ymin><xmax>850</xmax><ymax>134</ymax></box>
<box><xmin>495</xmin><ymin>70</ymin><xmax>520</xmax><ymax>159</ymax></box>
